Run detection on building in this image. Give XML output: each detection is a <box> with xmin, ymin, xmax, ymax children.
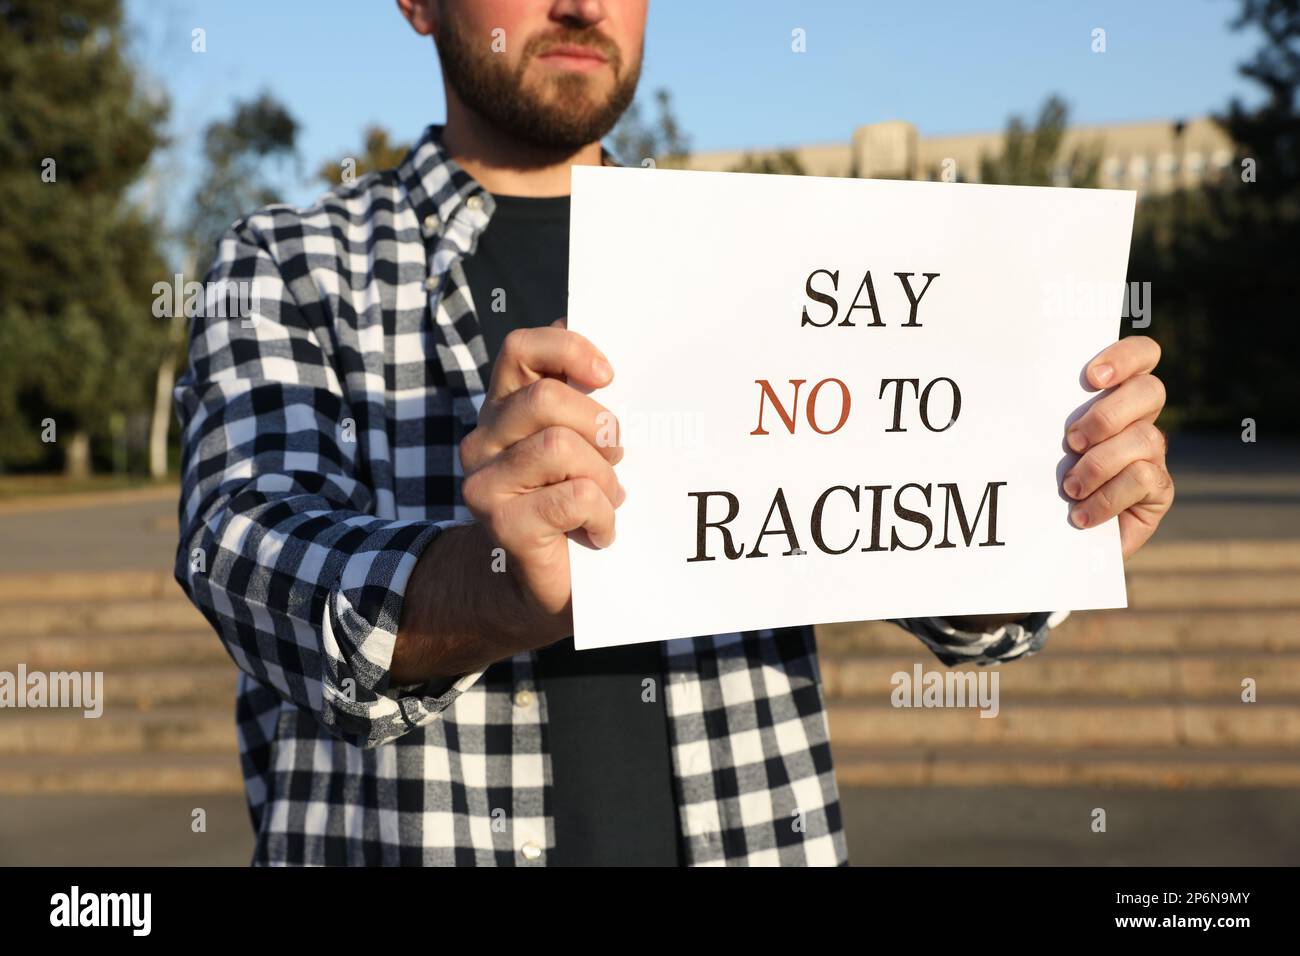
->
<box><xmin>683</xmin><ymin>117</ymin><xmax>1237</xmax><ymax>196</ymax></box>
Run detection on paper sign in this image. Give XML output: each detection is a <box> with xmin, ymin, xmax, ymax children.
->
<box><xmin>567</xmin><ymin>166</ymin><xmax>1134</xmax><ymax>650</ymax></box>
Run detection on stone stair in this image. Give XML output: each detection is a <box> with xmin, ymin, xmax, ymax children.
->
<box><xmin>0</xmin><ymin>540</ymin><xmax>1296</xmax><ymax>793</ymax></box>
<box><xmin>0</xmin><ymin>570</ymin><xmax>239</xmax><ymax>794</ymax></box>
<box><xmin>820</xmin><ymin>540</ymin><xmax>1300</xmax><ymax>788</ymax></box>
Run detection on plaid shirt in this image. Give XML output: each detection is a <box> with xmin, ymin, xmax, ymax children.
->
<box><xmin>173</xmin><ymin>124</ymin><xmax>1058</xmax><ymax>866</ymax></box>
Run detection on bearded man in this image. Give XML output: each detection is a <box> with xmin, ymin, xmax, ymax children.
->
<box><xmin>174</xmin><ymin>0</ymin><xmax>1174</xmax><ymax>866</ymax></box>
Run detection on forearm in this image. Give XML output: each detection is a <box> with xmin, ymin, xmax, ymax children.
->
<box><xmin>393</xmin><ymin>522</ymin><xmax>566</xmax><ymax>683</ymax></box>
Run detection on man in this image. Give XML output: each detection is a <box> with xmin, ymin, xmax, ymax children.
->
<box><xmin>174</xmin><ymin>0</ymin><xmax>1174</xmax><ymax>866</ymax></box>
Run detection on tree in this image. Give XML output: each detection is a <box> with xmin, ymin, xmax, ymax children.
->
<box><xmin>144</xmin><ymin>93</ymin><xmax>301</xmax><ymax>478</ymax></box>
<box><xmin>977</xmin><ymin>95</ymin><xmax>1100</xmax><ymax>187</ymax></box>
<box><xmin>0</xmin><ymin>0</ymin><xmax>170</xmax><ymax>476</ymax></box>
<box><xmin>1220</xmin><ymin>0</ymin><xmax>1300</xmax><ymax>201</ymax></box>
<box><xmin>729</xmin><ymin>150</ymin><xmax>808</xmax><ymax>176</ymax></box>
<box><xmin>317</xmin><ymin>126</ymin><xmax>410</xmax><ymax>187</ymax></box>
<box><xmin>609</xmin><ymin>89</ymin><xmax>690</xmax><ymax>168</ymax></box>
<box><xmin>186</xmin><ymin>93</ymin><xmax>299</xmax><ymax>270</ymax></box>
<box><xmin>1126</xmin><ymin>0</ymin><xmax>1300</xmax><ymax>432</ymax></box>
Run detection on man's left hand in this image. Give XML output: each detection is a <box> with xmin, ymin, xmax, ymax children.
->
<box><xmin>1063</xmin><ymin>334</ymin><xmax>1175</xmax><ymax>558</ymax></box>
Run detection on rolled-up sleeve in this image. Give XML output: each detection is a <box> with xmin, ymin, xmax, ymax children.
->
<box><xmin>173</xmin><ymin>220</ymin><xmax>476</xmax><ymax>748</ymax></box>
<box><xmin>890</xmin><ymin>611</ymin><xmax>1069</xmax><ymax>666</ymax></box>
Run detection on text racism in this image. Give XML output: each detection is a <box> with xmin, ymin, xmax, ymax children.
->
<box><xmin>688</xmin><ymin>268</ymin><xmax>1008</xmax><ymax>562</ymax></box>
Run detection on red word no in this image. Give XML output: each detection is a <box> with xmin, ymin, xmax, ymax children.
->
<box><xmin>751</xmin><ymin>378</ymin><xmax>852</xmax><ymax>436</ymax></box>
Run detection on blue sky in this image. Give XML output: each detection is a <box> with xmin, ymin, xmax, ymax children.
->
<box><xmin>127</xmin><ymin>0</ymin><xmax>1264</xmax><ymax>215</ymax></box>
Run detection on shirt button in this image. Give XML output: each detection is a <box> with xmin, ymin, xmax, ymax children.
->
<box><xmin>422</xmin><ymin>213</ymin><xmax>438</xmax><ymax>231</ymax></box>
<box><xmin>520</xmin><ymin>842</ymin><xmax>543</xmax><ymax>861</ymax></box>
<box><xmin>423</xmin><ymin>276</ymin><xmax>438</xmax><ymax>292</ymax></box>
<box><xmin>466</xmin><ymin>194</ymin><xmax>484</xmax><ymax>212</ymax></box>
<box><xmin>513</xmin><ymin>689</ymin><xmax>534</xmax><ymax>708</ymax></box>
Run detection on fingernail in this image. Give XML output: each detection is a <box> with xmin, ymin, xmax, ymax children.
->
<box><xmin>1070</xmin><ymin>506</ymin><xmax>1089</xmax><ymax>528</ymax></box>
<box><xmin>1092</xmin><ymin>363</ymin><xmax>1114</xmax><ymax>386</ymax></box>
<box><xmin>593</xmin><ymin>358</ymin><xmax>613</xmax><ymax>382</ymax></box>
<box><xmin>1067</xmin><ymin>429</ymin><xmax>1087</xmax><ymax>453</ymax></box>
<box><xmin>1063</xmin><ymin>476</ymin><xmax>1082</xmax><ymax>499</ymax></box>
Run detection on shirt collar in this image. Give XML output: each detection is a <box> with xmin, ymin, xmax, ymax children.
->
<box><xmin>396</xmin><ymin>124</ymin><xmax>620</xmax><ymax>243</ymax></box>
<box><xmin>396</xmin><ymin>125</ymin><xmax>489</xmax><ymax>243</ymax></box>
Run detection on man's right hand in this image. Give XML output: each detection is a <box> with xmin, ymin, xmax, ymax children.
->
<box><xmin>392</xmin><ymin>321</ymin><xmax>624</xmax><ymax>682</ymax></box>
<box><xmin>460</xmin><ymin>321</ymin><xmax>624</xmax><ymax>618</ymax></box>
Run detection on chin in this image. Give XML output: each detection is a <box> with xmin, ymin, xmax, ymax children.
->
<box><xmin>533</xmin><ymin>74</ymin><xmax>611</xmax><ymax>105</ymax></box>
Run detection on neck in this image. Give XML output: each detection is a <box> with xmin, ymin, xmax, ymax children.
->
<box><xmin>441</xmin><ymin>95</ymin><xmax>603</xmax><ymax>197</ymax></box>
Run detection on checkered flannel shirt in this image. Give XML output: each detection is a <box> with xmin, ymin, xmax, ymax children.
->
<box><xmin>173</xmin><ymin>124</ymin><xmax>1060</xmax><ymax>866</ymax></box>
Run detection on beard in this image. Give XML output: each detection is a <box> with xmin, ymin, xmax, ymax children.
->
<box><xmin>434</xmin><ymin>15</ymin><xmax>642</xmax><ymax>151</ymax></box>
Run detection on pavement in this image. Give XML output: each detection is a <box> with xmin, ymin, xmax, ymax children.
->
<box><xmin>842</xmin><ymin>787</ymin><xmax>1300</xmax><ymax>866</ymax></box>
<box><xmin>3</xmin><ymin>787</ymin><xmax>1297</xmax><ymax>866</ymax></box>
<box><xmin>0</xmin><ymin>489</ymin><xmax>177</xmax><ymax>574</ymax></box>
<box><xmin>0</xmin><ymin>793</ymin><xmax>254</xmax><ymax>867</ymax></box>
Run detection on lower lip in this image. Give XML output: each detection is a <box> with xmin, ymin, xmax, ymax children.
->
<box><xmin>537</xmin><ymin>52</ymin><xmax>608</xmax><ymax>71</ymax></box>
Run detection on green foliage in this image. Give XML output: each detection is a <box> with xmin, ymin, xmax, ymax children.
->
<box><xmin>0</xmin><ymin>0</ymin><xmax>169</xmax><ymax>470</ymax></box>
<box><xmin>316</xmin><ymin>126</ymin><xmax>410</xmax><ymax>187</ymax></box>
<box><xmin>151</xmin><ymin>95</ymin><xmax>302</xmax><ymax>476</ymax></box>
<box><xmin>1126</xmin><ymin>0</ymin><xmax>1300</xmax><ymax>432</ymax></box>
<box><xmin>729</xmin><ymin>150</ymin><xmax>808</xmax><ymax>176</ymax></box>
<box><xmin>1221</xmin><ymin>0</ymin><xmax>1300</xmax><ymax>201</ymax></box>
<box><xmin>609</xmin><ymin>89</ymin><xmax>690</xmax><ymax>168</ymax></box>
<box><xmin>187</xmin><ymin>92</ymin><xmax>299</xmax><ymax>270</ymax></box>
<box><xmin>977</xmin><ymin>95</ymin><xmax>1100</xmax><ymax>187</ymax></box>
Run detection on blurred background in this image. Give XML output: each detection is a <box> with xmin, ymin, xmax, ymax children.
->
<box><xmin>0</xmin><ymin>0</ymin><xmax>1296</xmax><ymax>864</ymax></box>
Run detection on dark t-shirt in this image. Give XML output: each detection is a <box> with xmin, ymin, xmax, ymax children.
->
<box><xmin>461</xmin><ymin>193</ymin><xmax>681</xmax><ymax>866</ymax></box>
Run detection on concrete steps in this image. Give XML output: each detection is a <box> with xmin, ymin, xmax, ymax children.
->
<box><xmin>820</xmin><ymin>653</ymin><xmax>1300</xmax><ymax>699</ymax></box>
<box><xmin>0</xmin><ymin>707</ymin><xmax>235</xmax><ymax>757</ymax></box>
<box><xmin>827</xmin><ymin>703</ymin><xmax>1300</xmax><ymax>748</ymax></box>
<box><xmin>817</xmin><ymin>609</ymin><xmax>1300</xmax><ymax>653</ymax></box>
<box><xmin>0</xmin><ymin>570</ymin><xmax>238</xmax><ymax>793</ymax></box>
<box><xmin>0</xmin><ymin>596</ymin><xmax>209</xmax><ymax>639</ymax></box>
<box><xmin>815</xmin><ymin>538</ymin><xmax>1300</xmax><ymax>787</ymax></box>
<box><xmin>0</xmin><ymin>632</ymin><xmax>228</xmax><ymax>669</ymax></box>
<box><xmin>829</xmin><ymin>746</ymin><xmax>1300</xmax><ymax>788</ymax></box>
<box><xmin>0</xmin><ymin>539</ymin><xmax>1296</xmax><ymax>792</ymax></box>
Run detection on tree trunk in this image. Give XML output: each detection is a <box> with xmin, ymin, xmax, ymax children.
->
<box><xmin>64</xmin><ymin>429</ymin><xmax>91</xmax><ymax>479</ymax></box>
<box><xmin>148</xmin><ymin>298</ymin><xmax>188</xmax><ymax>481</ymax></box>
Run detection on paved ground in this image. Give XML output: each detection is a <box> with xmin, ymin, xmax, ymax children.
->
<box><xmin>0</xmin><ymin>794</ymin><xmax>254</xmax><ymax>866</ymax></box>
<box><xmin>3</xmin><ymin>788</ymin><xmax>1297</xmax><ymax>866</ymax></box>
<box><xmin>842</xmin><ymin>787</ymin><xmax>1300</xmax><ymax>866</ymax></box>
<box><xmin>0</xmin><ymin>494</ymin><xmax>176</xmax><ymax>574</ymax></box>
<box><xmin>1155</xmin><ymin>434</ymin><xmax>1300</xmax><ymax>541</ymax></box>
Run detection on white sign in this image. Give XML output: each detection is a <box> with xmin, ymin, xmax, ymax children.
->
<box><xmin>567</xmin><ymin>166</ymin><xmax>1134</xmax><ymax>650</ymax></box>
